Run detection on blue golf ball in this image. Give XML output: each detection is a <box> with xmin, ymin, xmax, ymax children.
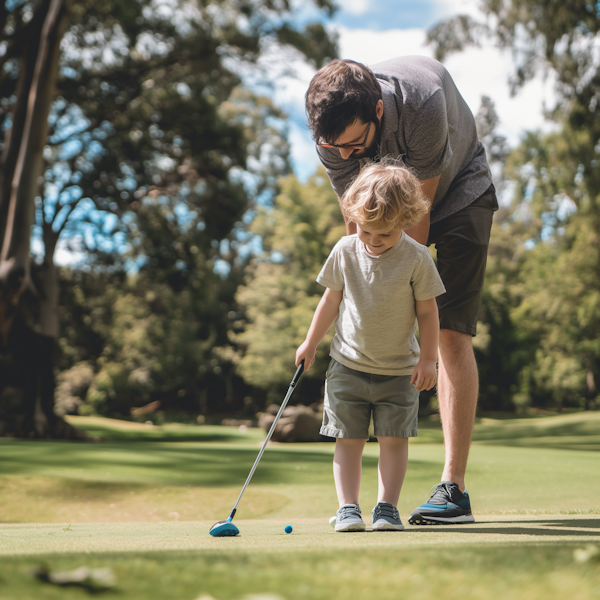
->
<box><xmin>284</xmin><ymin>525</ymin><xmax>293</xmax><ymax>534</ymax></box>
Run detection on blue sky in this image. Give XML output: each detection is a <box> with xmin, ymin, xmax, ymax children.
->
<box><xmin>301</xmin><ymin>0</ymin><xmax>445</xmax><ymax>31</ymax></box>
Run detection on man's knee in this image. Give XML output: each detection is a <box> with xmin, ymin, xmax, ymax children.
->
<box><xmin>439</xmin><ymin>329</ymin><xmax>473</xmax><ymax>356</ymax></box>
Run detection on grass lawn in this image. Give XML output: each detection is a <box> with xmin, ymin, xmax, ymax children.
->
<box><xmin>0</xmin><ymin>413</ymin><xmax>599</xmax><ymax>599</ymax></box>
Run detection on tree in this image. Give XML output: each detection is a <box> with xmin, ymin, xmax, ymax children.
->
<box><xmin>225</xmin><ymin>169</ymin><xmax>345</xmax><ymax>405</ymax></box>
<box><xmin>0</xmin><ymin>0</ymin><xmax>338</xmax><ymax>436</ymax></box>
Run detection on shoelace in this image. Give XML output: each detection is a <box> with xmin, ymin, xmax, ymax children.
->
<box><xmin>373</xmin><ymin>503</ymin><xmax>399</xmax><ymax>520</ymax></box>
<box><xmin>424</xmin><ymin>482</ymin><xmax>457</xmax><ymax>504</ymax></box>
<box><xmin>339</xmin><ymin>505</ymin><xmax>361</xmax><ymax>520</ymax></box>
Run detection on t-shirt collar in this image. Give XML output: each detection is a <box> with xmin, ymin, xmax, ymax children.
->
<box><xmin>360</xmin><ymin>230</ymin><xmax>406</xmax><ymax>261</ymax></box>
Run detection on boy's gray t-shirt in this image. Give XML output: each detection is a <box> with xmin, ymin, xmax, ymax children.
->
<box><xmin>316</xmin><ymin>55</ymin><xmax>493</xmax><ymax>224</ymax></box>
<box><xmin>317</xmin><ymin>233</ymin><xmax>446</xmax><ymax>376</ymax></box>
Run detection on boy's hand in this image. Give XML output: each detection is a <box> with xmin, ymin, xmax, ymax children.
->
<box><xmin>296</xmin><ymin>341</ymin><xmax>318</xmax><ymax>371</ymax></box>
<box><xmin>411</xmin><ymin>360</ymin><xmax>437</xmax><ymax>391</ymax></box>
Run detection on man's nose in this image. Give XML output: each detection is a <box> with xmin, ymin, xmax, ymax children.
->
<box><xmin>339</xmin><ymin>147</ymin><xmax>354</xmax><ymax>160</ymax></box>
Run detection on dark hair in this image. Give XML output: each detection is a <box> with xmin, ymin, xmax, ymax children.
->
<box><xmin>305</xmin><ymin>59</ymin><xmax>382</xmax><ymax>143</ymax></box>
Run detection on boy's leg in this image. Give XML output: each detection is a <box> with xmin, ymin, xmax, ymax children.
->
<box><xmin>333</xmin><ymin>438</ymin><xmax>367</xmax><ymax>506</ymax></box>
<box><xmin>377</xmin><ymin>436</ymin><xmax>408</xmax><ymax>506</ymax></box>
<box><xmin>372</xmin><ymin>436</ymin><xmax>408</xmax><ymax>531</ymax></box>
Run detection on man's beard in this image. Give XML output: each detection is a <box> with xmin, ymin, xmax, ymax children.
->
<box><xmin>350</xmin><ymin>119</ymin><xmax>381</xmax><ymax>160</ymax></box>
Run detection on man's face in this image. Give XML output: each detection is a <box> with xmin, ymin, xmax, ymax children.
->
<box><xmin>332</xmin><ymin>119</ymin><xmax>379</xmax><ymax>160</ymax></box>
<box><xmin>318</xmin><ymin>99</ymin><xmax>384</xmax><ymax>161</ymax></box>
<box><xmin>356</xmin><ymin>223</ymin><xmax>402</xmax><ymax>256</ymax></box>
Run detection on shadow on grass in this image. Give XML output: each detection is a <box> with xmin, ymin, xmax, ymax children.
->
<box><xmin>469</xmin><ymin>412</ymin><xmax>600</xmax><ymax>451</ymax></box>
<box><xmin>408</xmin><ymin>518</ymin><xmax>600</xmax><ymax>537</ymax></box>
<box><xmin>0</xmin><ymin>442</ymin><xmax>398</xmax><ymax>487</ymax></box>
<box><xmin>486</xmin><ymin>518</ymin><xmax>600</xmax><ymax>530</ymax></box>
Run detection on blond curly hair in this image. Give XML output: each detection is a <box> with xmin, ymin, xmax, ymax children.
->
<box><xmin>341</xmin><ymin>160</ymin><xmax>430</xmax><ymax>231</ymax></box>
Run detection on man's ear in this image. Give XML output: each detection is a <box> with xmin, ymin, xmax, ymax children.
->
<box><xmin>376</xmin><ymin>99</ymin><xmax>384</xmax><ymax>121</ymax></box>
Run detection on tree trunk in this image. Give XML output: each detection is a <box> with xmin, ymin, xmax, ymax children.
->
<box><xmin>39</xmin><ymin>230</ymin><xmax>60</xmax><ymax>338</ymax></box>
<box><xmin>0</xmin><ymin>0</ymin><xmax>86</xmax><ymax>439</ymax></box>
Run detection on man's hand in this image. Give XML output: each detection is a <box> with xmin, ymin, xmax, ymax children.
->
<box><xmin>296</xmin><ymin>341</ymin><xmax>318</xmax><ymax>371</ymax></box>
<box><xmin>410</xmin><ymin>359</ymin><xmax>437</xmax><ymax>391</ymax></box>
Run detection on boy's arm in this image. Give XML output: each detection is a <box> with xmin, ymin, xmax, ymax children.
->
<box><xmin>296</xmin><ymin>287</ymin><xmax>343</xmax><ymax>371</ymax></box>
<box><xmin>412</xmin><ymin>297</ymin><xmax>440</xmax><ymax>391</ymax></box>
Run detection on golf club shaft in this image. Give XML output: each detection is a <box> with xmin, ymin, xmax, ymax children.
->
<box><xmin>229</xmin><ymin>361</ymin><xmax>304</xmax><ymax>518</ymax></box>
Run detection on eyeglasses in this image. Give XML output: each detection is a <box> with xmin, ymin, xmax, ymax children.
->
<box><xmin>317</xmin><ymin>122</ymin><xmax>371</xmax><ymax>150</ymax></box>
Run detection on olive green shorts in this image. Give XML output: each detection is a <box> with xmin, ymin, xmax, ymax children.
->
<box><xmin>320</xmin><ymin>359</ymin><xmax>419</xmax><ymax>439</ymax></box>
<box><xmin>427</xmin><ymin>184</ymin><xmax>498</xmax><ymax>336</ymax></box>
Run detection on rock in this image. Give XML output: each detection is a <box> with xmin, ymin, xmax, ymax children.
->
<box><xmin>259</xmin><ymin>405</ymin><xmax>321</xmax><ymax>442</ymax></box>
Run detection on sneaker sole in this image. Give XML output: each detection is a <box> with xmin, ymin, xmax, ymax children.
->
<box><xmin>408</xmin><ymin>514</ymin><xmax>475</xmax><ymax>525</ymax></box>
<box><xmin>335</xmin><ymin>522</ymin><xmax>366</xmax><ymax>532</ymax></box>
<box><xmin>372</xmin><ymin>521</ymin><xmax>405</xmax><ymax>531</ymax></box>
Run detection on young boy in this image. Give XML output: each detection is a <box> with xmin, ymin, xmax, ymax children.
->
<box><xmin>296</xmin><ymin>162</ymin><xmax>446</xmax><ymax>532</ymax></box>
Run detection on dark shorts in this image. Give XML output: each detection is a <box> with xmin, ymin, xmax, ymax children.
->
<box><xmin>427</xmin><ymin>184</ymin><xmax>498</xmax><ymax>337</ymax></box>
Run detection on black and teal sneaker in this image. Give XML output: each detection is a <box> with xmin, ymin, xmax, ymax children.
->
<box><xmin>408</xmin><ymin>482</ymin><xmax>475</xmax><ymax>525</ymax></box>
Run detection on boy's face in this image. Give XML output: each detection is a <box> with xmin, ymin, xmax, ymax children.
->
<box><xmin>356</xmin><ymin>223</ymin><xmax>402</xmax><ymax>256</ymax></box>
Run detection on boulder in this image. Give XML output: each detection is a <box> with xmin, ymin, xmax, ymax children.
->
<box><xmin>258</xmin><ymin>404</ymin><xmax>321</xmax><ymax>442</ymax></box>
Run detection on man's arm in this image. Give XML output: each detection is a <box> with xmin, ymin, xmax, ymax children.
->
<box><xmin>338</xmin><ymin>196</ymin><xmax>357</xmax><ymax>235</ymax></box>
<box><xmin>404</xmin><ymin>174</ymin><xmax>441</xmax><ymax>245</ymax></box>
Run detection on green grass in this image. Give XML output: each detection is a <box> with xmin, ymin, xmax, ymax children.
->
<box><xmin>0</xmin><ymin>413</ymin><xmax>599</xmax><ymax>599</ymax></box>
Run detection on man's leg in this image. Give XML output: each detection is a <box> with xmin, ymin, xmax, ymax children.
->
<box><xmin>438</xmin><ymin>329</ymin><xmax>479</xmax><ymax>492</ymax></box>
<box><xmin>409</xmin><ymin>184</ymin><xmax>497</xmax><ymax>525</ymax></box>
<box><xmin>408</xmin><ymin>334</ymin><xmax>478</xmax><ymax>525</ymax></box>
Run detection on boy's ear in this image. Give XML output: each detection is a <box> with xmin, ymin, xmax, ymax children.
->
<box><xmin>376</xmin><ymin>99</ymin><xmax>384</xmax><ymax>121</ymax></box>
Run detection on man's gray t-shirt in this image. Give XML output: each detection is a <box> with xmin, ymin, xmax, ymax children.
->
<box><xmin>317</xmin><ymin>55</ymin><xmax>493</xmax><ymax>224</ymax></box>
<box><xmin>317</xmin><ymin>233</ymin><xmax>446</xmax><ymax>376</ymax></box>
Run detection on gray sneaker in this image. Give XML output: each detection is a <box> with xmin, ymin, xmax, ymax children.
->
<box><xmin>372</xmin><ymin>502</ymin><xmax>404</xmax><ymax>531</ymax></box>
<box><xmin>335</xmin><ymin>504</ymin><xmax>366</xmax><ymax>532</ymax></box>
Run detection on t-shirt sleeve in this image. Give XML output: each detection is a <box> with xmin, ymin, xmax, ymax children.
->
<box><xmin>405</xmin><ymin>89</ymin><xmax>453</xmax><ymax>181</ymax></box>
<box><xmin>316</xmin><ymin>241</ymin><xmax>345</xmax><ymax>291</ymax></box>
<box><xmin>411</xmin><ymin>248</ymin><xmax>446</xmax><ymax>301</ymax></box>
<box><xmin>317</xmin><ymin>145</ymin><xmax>361</xmax><ymax>198</ymax></box>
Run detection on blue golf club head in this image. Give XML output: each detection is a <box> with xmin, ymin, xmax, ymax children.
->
<box><xmin>209</xmin><ymin>518</ymin><xmax>240</xmax><ymax>537</ymax></box>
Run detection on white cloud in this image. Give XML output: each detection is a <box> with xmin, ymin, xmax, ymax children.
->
<box><xmin>432</xmin><ymin>0</ymin><xmax>482</xmax><ymax>19</ymax></box>
<box><xmin>343</xmin><ymin>0</ymin><xmax>373</xmax><ymax>16</ymax></box>
<box><xmin>337</xmin><ymin>26</ymin><xmax>431</xmax><ymax>66</ymax></box>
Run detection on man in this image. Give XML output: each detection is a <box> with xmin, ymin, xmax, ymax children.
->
<box><xmin>305</xmin><ymin>55</ymin><xmax>497</xmax><ymax>525</ymax></box>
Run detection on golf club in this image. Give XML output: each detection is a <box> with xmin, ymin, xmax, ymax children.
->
<box><xmin>209</xmin><ymin>359</ymin><xmax>305</xmax><ymax>537</ymax></box>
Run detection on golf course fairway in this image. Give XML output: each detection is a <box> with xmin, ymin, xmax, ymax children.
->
<box><xmin>0</xmin><ymin>414</ymin><xmax>598</xmax><ymax>599</ymax></box>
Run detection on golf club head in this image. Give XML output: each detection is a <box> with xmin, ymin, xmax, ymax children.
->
<box><xmin>209</xmin><ymin>520</ymin><xmax>240</xmax><ymax>537</ymax></box>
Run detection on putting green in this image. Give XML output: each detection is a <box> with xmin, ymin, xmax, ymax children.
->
<box><xmin>1</xmin><ymin>519</ymin><xmax>599</xmax><ymax>600</ymax></box>
<box><xmin>1</xmin><ymin>515</ymin><xmax>600</xmax><ymax>556</ymax></box>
